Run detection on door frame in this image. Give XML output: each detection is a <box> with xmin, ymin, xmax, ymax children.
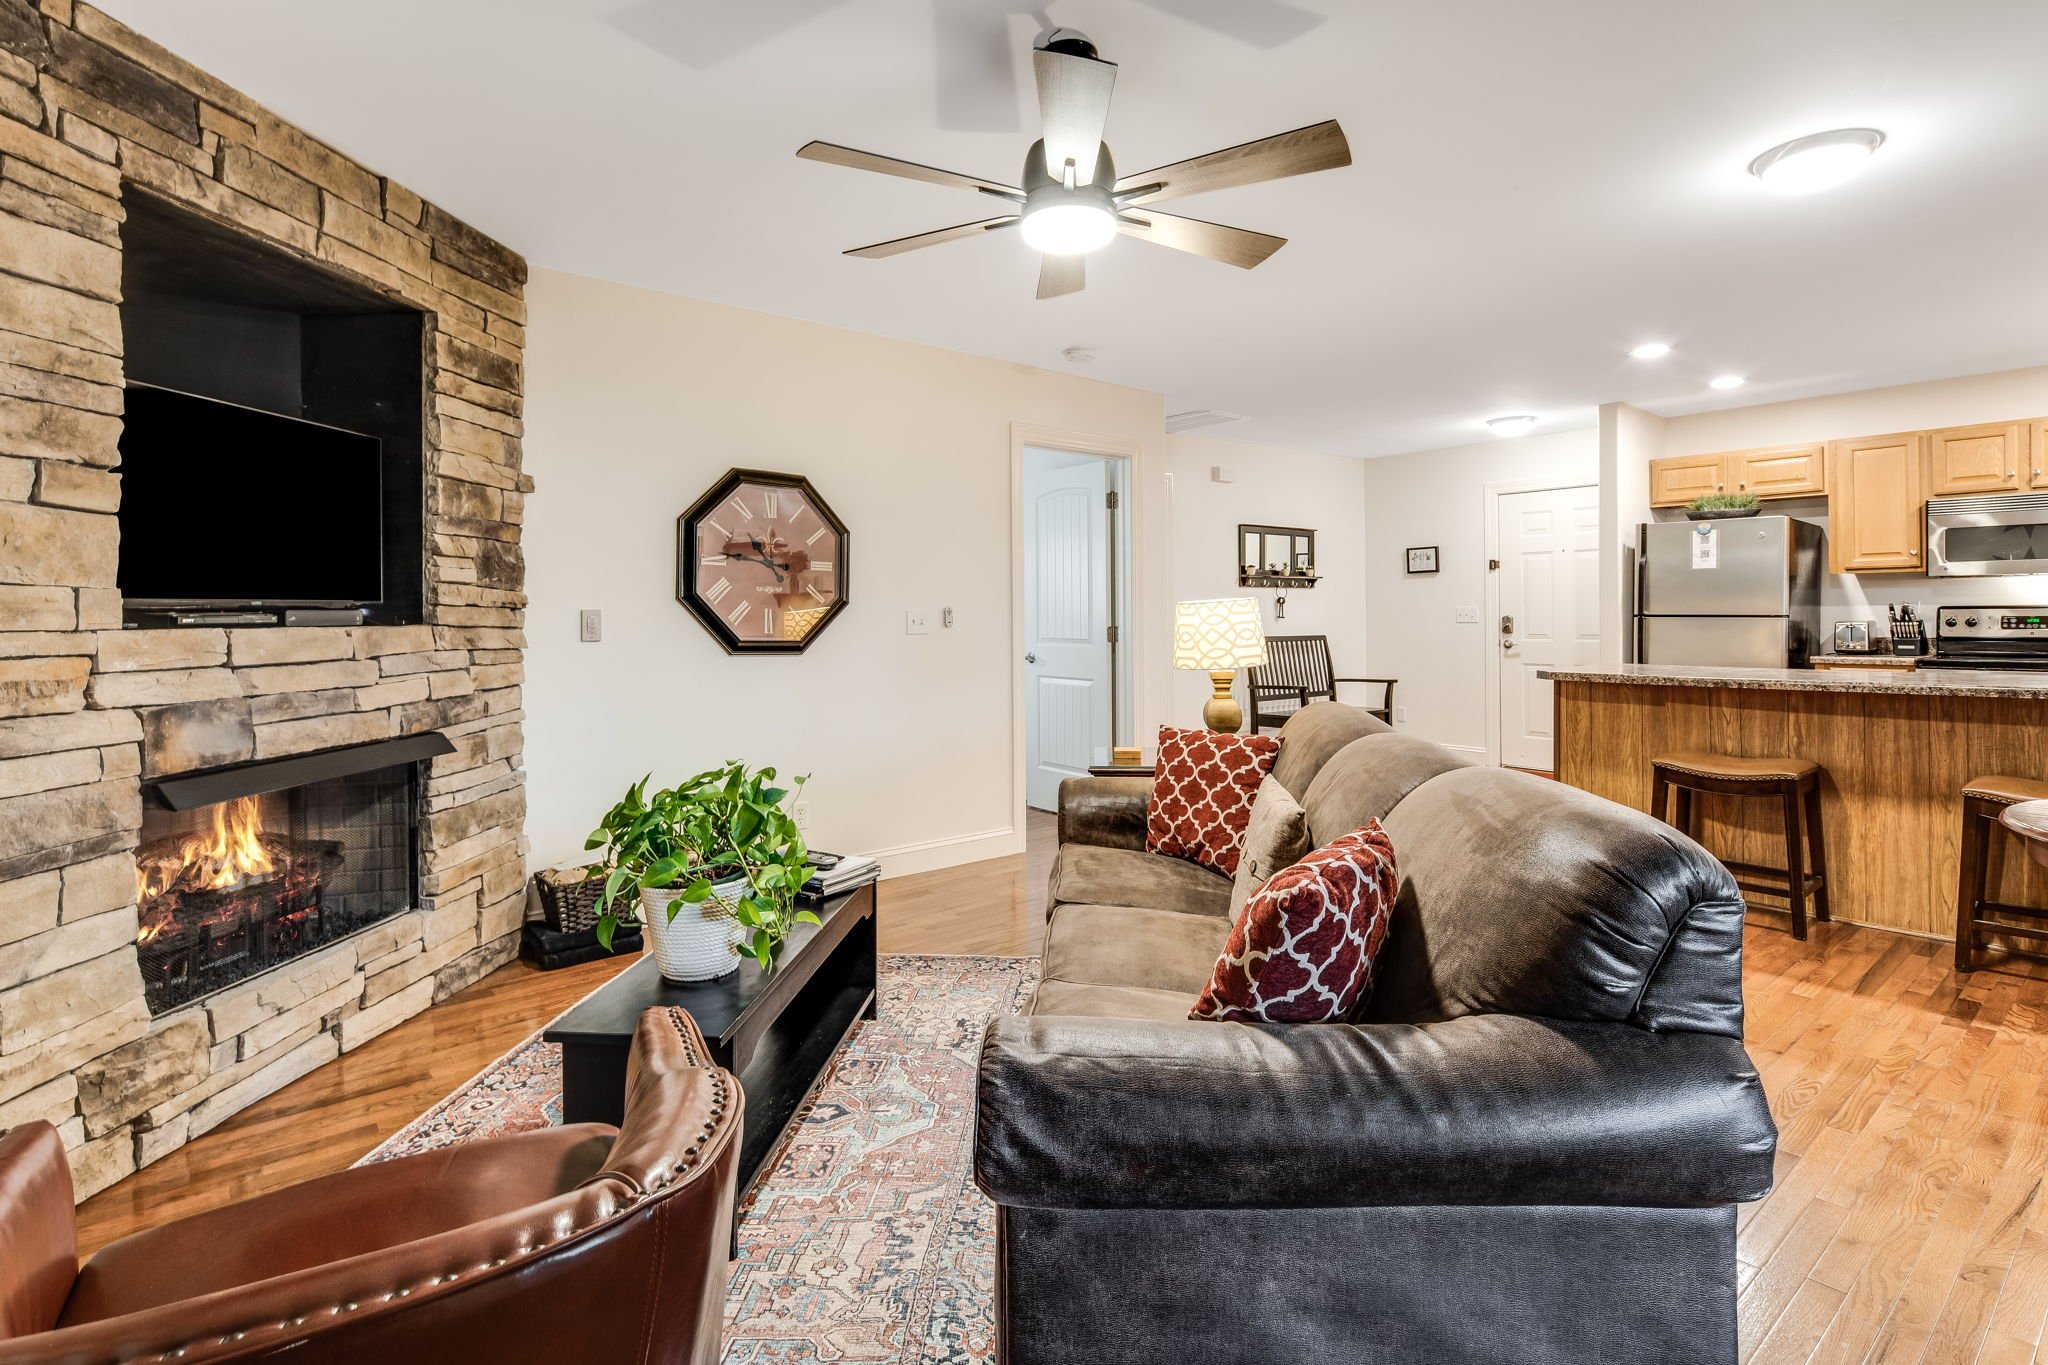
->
<box><xmin>1011</xmin><ymin>425</ymin><xmax>1143</xmax><ymax>835</ymax></box>
<box><xmin>1483</xmin><ymin>476</ymin><xmax>1600</xmax><ymax>770</ymax></box>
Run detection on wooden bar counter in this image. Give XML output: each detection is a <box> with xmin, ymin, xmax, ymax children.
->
<box><xmin>1545</xmin><ymin>663</ymin><xmax>2048</xmax><ymax>941</ymax></box>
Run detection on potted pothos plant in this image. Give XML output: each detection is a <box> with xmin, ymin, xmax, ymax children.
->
<box><xmin>585</xmin><ymin>762</ymin><xmax>818</xmax><ymax>980</ymax></box>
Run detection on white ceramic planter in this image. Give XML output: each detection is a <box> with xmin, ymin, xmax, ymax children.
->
<box><xmin>640</xmin><ymin>879</ymin><xmax>744</xmax><ymax>982</ymax></box>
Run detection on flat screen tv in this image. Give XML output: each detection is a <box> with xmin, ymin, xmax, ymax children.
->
<box><xmin>117</xmin><ymin>383</ymin><xmax>384</xmax><ymax>609</ymax></box>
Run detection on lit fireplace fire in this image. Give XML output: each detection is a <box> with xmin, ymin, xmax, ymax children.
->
<box><xmin>134</xmin><ymin>798</ymin><xmax>343</xmax><ymax>956</ymax></box>
<box><xmin>136</xmin><ymin>796</ymin><xmax>278</xmax><ymax>912</ymax></box>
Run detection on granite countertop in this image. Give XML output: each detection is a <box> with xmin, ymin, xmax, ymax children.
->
<box><xmin>1539</xmin><ymin>662</ymin><xmax>2048</xmax><ymax>699</ymax></box>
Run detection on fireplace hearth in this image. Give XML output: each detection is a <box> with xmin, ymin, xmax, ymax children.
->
<box><xmin>136</xmin><ymin>734</ymin><xmax>452</xmax><ymax>1015</ymax></box>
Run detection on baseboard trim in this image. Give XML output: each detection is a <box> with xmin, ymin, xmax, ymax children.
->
<box><xmin>867</xmin><ymin>827</ymin><xmax>1021</xmax><ymax>879</ymax></box>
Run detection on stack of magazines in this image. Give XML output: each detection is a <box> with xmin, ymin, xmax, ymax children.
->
<box><xmin>798</xmin><ymin>851</ymin><xmax>879</xmax><ymax>903</ymax></box>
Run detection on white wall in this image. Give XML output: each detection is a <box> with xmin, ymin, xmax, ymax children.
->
<box><xmin>521</xmin><ymin>268</ymin><xmax>1164</xmax><ymax>877</ymax></box>
<box><xmin>1653</xmin><ymin>364</ymin><xmax>2048</xmax><ymax>622</ymax></box>
<box><xmin>1599</xmin><ymin>402</ymin><xmax>1664</xmax><ymax>665</ymax></box>
<box><xmin>1361</xmin><ymin>429</ymin><xmax>1599</xmax><ymax>754</ymax></box>
<box><xmin>1163</xmin><ymin>433</ymin><xmax>1369</xmax><ymax>726</ymax></box>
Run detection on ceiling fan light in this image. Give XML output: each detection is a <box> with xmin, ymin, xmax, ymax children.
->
<box><xmin>1020</xmin><ymin>201</ymin><xmax>1116</xmax><ymax>255</ymax></box>
<box><xmin>1486</xmin><ymin>414</ymin><xmax>1539</xmax><ymax>437</ymax></box>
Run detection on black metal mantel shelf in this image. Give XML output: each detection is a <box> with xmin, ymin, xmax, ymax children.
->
<box><xmin>145</xmin><ymin>732</ymin><xmax>456</xmax><ymax>812</ymax></box>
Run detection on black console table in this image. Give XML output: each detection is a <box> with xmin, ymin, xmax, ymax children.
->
<box><xmin>543</xmin><ymin>881</ymin><xmax>878</xmax><ymax>1202</ymax></box>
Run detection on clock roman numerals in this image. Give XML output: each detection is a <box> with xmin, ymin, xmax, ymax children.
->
<box><xmin>700</xmin><ymin>554</ymin><xmax>727</xmax><ymax>566</ymax></box>
<box><xmin>805</xmin><ymin>584</ymin><xmax>825</xmax><ymax>603</ymax></box>
<box><xmin>726</xmin><ymin>600</ymin><xmax>752</xmax><ymax>628</ymax></box>
<box><xmin>728</xmin><ymin>496</ymin><xmax>754</xmax><ymax>521</ymax></box>
<box><xmin>680</xmin><ymin>472</ymin><xmax>845</xmax><ymax>653</ymax></box>
<box><xmin>805</xmin><ymin>527</ymin><xmax>828</xmax><ymax>547</ymax></box>
<box><xmin>808</xmin><ymin>560</ymin><xmax>832</xmax><ymax>572</ymax></box>
<box><xmin>760</xmin><ymin>490</ymin><xmax>778</xmax><ymax>519</ymax></box>
<box><xmin>703</xmin><ymin>577</ymin><xmax>732</xmax><ymax>605</ymax></box>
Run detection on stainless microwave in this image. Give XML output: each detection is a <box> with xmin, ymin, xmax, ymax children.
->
<box><xmin>1928</xmin><ymin>492</ymin><xmax>2048</xmax><ymax>577</ymax></box>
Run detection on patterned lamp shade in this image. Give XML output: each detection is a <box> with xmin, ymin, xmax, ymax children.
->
<box><xmin>1172</xmin><ymin>598</ymin><xmax>1268</xmax><ymax>671</ymax></box>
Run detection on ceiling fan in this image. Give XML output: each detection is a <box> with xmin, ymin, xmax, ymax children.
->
<box><xmin>795</xmin><ymin>29</ymin><xmax>1351</xmax><ymax>299</ymax></box>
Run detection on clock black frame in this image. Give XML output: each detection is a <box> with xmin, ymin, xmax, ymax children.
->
<box><xmin>675</xmin><ymin>468</ymin><xmax>850</xmax><ymax>655</ymax></box>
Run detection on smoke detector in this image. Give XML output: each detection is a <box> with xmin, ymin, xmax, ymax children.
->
<box><xmin>1061</xmin><ymin>346</ymin><xmax>1096</xmax><ymax>364</ymax></box>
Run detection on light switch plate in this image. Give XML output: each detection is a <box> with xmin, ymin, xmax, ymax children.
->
<box><xmin>1454</xmin><ymin>606</ymin><xmax>1480</xmax><ymax>624</ymax></box>
<box><xmin>579</xmin><ymin>609</ymin><xmax>602</xmax><ymax>642</ymax></box>
<box><xmin>905</xmin><ymin>610</ymin><xmax>929</xmax><ymax>635</ymax></box>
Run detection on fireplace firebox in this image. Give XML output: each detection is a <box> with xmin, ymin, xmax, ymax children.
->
<box><xmin>136</xmin><ymin>733</ymin><xmax>453</xmax><ymax>1015</ymax></box>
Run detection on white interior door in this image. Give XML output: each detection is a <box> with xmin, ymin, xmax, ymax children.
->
<box><xmin>1024</xmin><ymin>454</ymin><xmax>1111</xmax><ymax>810</ymax></box>
<box><xmin>1497</xmin><ymin>484</ymin><xmax>1600</xmax><ymax>772</ymax></box>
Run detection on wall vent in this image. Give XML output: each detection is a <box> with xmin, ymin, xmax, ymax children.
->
<box><xmin>1165</xmin><ymin>409</ymin><xmax>1249</xmax><ymax>434</ymax></box>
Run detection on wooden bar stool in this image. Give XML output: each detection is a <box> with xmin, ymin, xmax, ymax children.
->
<box><xmin>1649</xmin><ymin>751</ymin><xmax>1830</xmax><ymax>940</ymax></box>
<box><xmin>1954</xmin><ymin>776</ymin><xmax>2048</xmax><ymax>972</ymax></box>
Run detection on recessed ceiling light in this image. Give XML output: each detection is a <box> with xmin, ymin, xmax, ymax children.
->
<box><xmin>1628</xmin><ymin>342</ymin><xmax>1672</xmax><ymax>360</ymax></box>
<box><xmin>1748</xmin><ymin>127</ymin><xmax>1885</xmax><ymax>194</ymax></box>
<box><xmin>1486</xmin><ymin>414</ymin><xmax>1539</xmax><ymax>437</ymax></box>
<box><xmin>1709</xmin><ymin>375</ymin><xmax>1745</xmax><ymax>391</ymax></box>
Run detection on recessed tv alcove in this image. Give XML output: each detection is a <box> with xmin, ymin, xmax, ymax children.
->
<box><xmin>117</xmin><ymin>192</ymin><xmax>426</xmax><ymax>626</ymax></box>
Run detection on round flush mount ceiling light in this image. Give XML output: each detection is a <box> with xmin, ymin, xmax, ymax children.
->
<box><xmin>1748</xmin><ymin>127</ymin><xmax>1885</xmax><ymax>194</ymax></box>
<box><xmin>1628</xmin><ymin>342</ymin><xmax>1672</xmax><ymax>360</ymax></box>
<box><xmin>1709</xmin><ymin>374</ymin><xmax>1746</xmax><ymax>390</ymax></box>
<box><xmin>1021</xmin><ymin>200</ymin><xmax>1117</xmax><ymax>254</ymax></box>
<box><xmin>1486</xmin><ymin>414</ymin><xmax>1539</xmax><ymax>437</ymax></box>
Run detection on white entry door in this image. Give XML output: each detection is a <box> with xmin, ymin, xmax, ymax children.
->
<box><xmin>1497</xmin><ymin>484</ymin><xmax>1600</xmax><ymax>772</ymax></box>
<box><xmin>1024</xmin><ymin>454</ymin><xmax>1111</xmax><ymax>810</ymax></box>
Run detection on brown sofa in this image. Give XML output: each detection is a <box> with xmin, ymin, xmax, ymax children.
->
<box><xmin>976</xmin><ymin>702</ymin><xmax>1777</xmax><ymax>1365</ymax></box>
<box><xmin>0</xmin><ymin>1007</ymin><xmax>739</xmax><ymax>1365</ymax></box>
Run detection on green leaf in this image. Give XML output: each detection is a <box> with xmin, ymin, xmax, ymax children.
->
<box><xmin>794</xmin><ymin>910</ymin><xmax>821</xmax><ymax>926</ymax></box>
<box><xmin>643</xmin><ymin>855</ymin><xmax>686</xmax><ymax>889</ymax></box>
<box><xmin>595</xmin><ymin>915</ymin><xmax>617</xmax><ymax>952</ymax></box>
<box><xmin>682</xmin><ymin>878</ymin><xmax>715</xmax><ymax>903</ymax></box>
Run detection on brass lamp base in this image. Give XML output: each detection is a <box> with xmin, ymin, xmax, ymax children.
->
<box><xmin>1201</xmin><ymin>670</ymin><xmax>1244</xmax><ymax>733</ymax></box>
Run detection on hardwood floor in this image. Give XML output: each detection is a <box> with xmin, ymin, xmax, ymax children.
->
<box><xmin>71</xmin><ymin>804</ymin><xmax>2048</xmax><ymax>1363</ymax></box>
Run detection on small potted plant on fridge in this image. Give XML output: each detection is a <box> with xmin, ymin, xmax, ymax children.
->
<box><xmin>585</xmin><ymin>762</ymin><xmax>817</xmax><ymax>980</ymax></box>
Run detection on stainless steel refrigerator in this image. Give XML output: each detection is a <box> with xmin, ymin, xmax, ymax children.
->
<box><xmin>1636</xmin><ymin>516</ymin><xmax>1823</xmax><ymax>668</ymax></box>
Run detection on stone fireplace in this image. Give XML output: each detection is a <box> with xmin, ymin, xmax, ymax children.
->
<box><xmin>0</xmin><ymin>4</ymin><xmax>531</xmax><ymax>1199</ymax></box>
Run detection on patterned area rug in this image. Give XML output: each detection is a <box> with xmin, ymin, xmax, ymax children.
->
<box><xmin>359</xmin><ymin>954</ymin><xmax>1037</xmax><ymax>1364</ymax></box>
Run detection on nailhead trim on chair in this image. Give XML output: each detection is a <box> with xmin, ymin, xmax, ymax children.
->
<box><xmin>132</xmin><ymin>1008</ymin><xmax>736</xmax><ymax>1362</ymax></box>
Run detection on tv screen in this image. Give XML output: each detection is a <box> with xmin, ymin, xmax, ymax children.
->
<box><xmin>117</xmin><ymin>384</ymin><xmax>384</xmax><ymax>608</ymax></box>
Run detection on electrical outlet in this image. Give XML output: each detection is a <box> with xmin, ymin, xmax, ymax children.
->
<box><xmin>942</xmin><ymin>607</ymin><xmax>954</xmax><ymax>629</ymax></box>
<box><xmin>1395</xmin><ymin>706</ymin><xmax>1409</xmax><ymax>725</ymax></box>
<box><xmin>579</xmin><ymin>609</ymin><xmax>602</xmax><ymax>642</ymax></box>
<box><xmin>791</xmin><ymin>801</ymin><xmax>810</xmax><ymax>835</ymax></box>
<box><xmin>1454</xmin><ymin>606</ymin><xmax>1479</xmax><ymax>624</ymax></box>
<box><xmin>905</xmin><ymin>609</ymin><xmax>929</xmax><ymax>635</ymax></box>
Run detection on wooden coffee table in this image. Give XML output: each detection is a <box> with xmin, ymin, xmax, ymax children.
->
<box><xmin>544</xmin><ymin>881</ymin><xmax>877</xmax><ymax>1202</ymax></box>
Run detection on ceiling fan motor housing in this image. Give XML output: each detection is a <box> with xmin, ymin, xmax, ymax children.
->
<box><xmin>1022</xmin><ymin>137</ymin><xmax>1116</xmax><ymax>197</ymax></box>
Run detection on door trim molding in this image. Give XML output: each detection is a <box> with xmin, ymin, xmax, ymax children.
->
<box><xmin>1011</xmin><ymin>425</ymin><xmax>1145</xmax><ymax>845</ymax></box>
<box><xmin>1483</xmin><ymin>477</ymin><xmax>1599</xmax><ymax>770</ymax></box>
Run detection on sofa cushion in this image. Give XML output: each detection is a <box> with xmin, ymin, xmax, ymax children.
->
<box><xmin>1269</xmin><ymin>701</ymin><xmax>1392</xmax><ymax>800</ymax></box>
<box><xmin>1043</xmin><ymin>903</ymin><xmax>1232</xmax><ymax>998</ymax></box>
<box><xmin>1301</xmin><ymin>733</ymin><xmax>1475</xmax><ymax>846</ymax></box>
<box><xmin>1193</xmin><ymin>821</ymin><xmax>1397</xmax><ymax>1024</ymax></box>
<box><xmin>1227</xmin><ymin>777</ymin><xmax>1312</xmax><ymax>919</ymax></box>
<box><xmin>1027</xmin><ymin>979</ymin><xmax>1203</xmax><ymax>1022</ymax></box>
<box><xmin>1145</xmin><ymin>726</ymin><xmax>1278</xmax><ymax>878</ymax></box>
<box><xmin>1047</xmin><ymin>844</ymin><xmax>1232</xmax><ymax>919</ymax></box>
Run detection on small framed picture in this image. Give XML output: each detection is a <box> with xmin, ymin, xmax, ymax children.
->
<box><xmin>1405</xmin><ymin>545</ymin><xmax>1439</xmax><ymax>575</ymax></box>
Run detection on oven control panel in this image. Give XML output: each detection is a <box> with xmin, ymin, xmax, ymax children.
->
<box><xmin>1937</xmin><ymin>607</ymin><xmax>2048</xmax><ymax>639</ymax></box>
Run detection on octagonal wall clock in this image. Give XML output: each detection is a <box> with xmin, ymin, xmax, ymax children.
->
<box><xmin>676</xmin><ymin>469</ymin><xmax>849</xmax><ymax>654</ymax></box>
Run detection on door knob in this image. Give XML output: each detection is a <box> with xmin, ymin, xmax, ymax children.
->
<box><xmin>1501</xmin><ymin>638</ymin><xmax>1516</xmax><ymax>651</ymax></box>
<box><xmin>1025</xmin><ymin>652</ymin><xmax>1037</xmax><ymax>664</ymax></box>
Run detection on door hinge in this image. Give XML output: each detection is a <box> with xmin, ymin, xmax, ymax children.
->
<box><xmin>1488</xmin><ymin>558</ymin><xmax>1500</xmax><ymax>571</ymax></box>
<box><xmin>1106</xmin><ymin>624</ymin><xmax>1119</xmax><ymax>644</ymax></box>
<box><xmin>1105</xmin><ymin>490</ymin><xmax>1119</xmax><ymax>510</ymax></box>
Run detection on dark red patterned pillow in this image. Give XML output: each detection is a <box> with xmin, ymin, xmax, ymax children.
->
<box><xmin>1145</xmin><ymin>725</ymin><xmax>1279</xmax><ymax>878</ymax></box>
<box><xmin>1191</xmin><ymin>821</ymin><xmax>1397</xmax><ymax>1024</ymax></box>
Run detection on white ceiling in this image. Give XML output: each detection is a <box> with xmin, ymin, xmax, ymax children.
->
<box><xmin>104</xmin><ymin>0</ymin><xmax>2048</xmax><ymax>457</ymax></box>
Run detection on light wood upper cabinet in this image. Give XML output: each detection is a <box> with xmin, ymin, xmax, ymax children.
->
<box><xmin>1928</xmin><ymin>423</ymin><xmax>2028</xmax><ymax>496</ymax></box>
<box><xmin>1828</xmin><ymin>432</ymin><xmax>1927</xmax><ymax>574</ymax></box>
<box><xmin>1647</xmin><ymin>453</ymin><xmax>1726</xmax><ymax>508</ymax></box>
<box><xmin>1729</xmin><ymin>443</ymin><xmax>1827</xmax><ymax>499</ymax></box>
<box><xmin>2033</xmin><ymin>420</ymin><xmax>2048</xmax><ymax>489</ymax></box>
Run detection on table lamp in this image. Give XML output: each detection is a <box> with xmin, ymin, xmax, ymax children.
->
<box><xmin>1172</xmin><ymin>597</ymin><xmax>1268</xmax><ymax>733</ymax></box>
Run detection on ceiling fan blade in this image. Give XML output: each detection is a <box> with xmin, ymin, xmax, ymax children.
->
<box><xmin>844</xmin><ymin>216</ymin><xmax>1019</xmax><ymax>259</ymax></box>
<box><xmin>1032</xmin><ymin>47</ymin><xmax>1118</xmax><ymax>186</ymax></box>
<box><xmin>1113</xmin><ymin>120</ymin><xmax>1350</xmax><ymax>206</ymax></box>
<box><xmin>1037</xmin><ymin>254</ymin><xmax>1085</xmax><ymax>299</ymax></box>
<box><xmin>797</xmin><ymin>142</ymin><xmax>1021</xmax><ymax>198</ymax></box>
<box><xmin>1118</xmin><ymin>210</ymin><xmax>1285</xmax><ymax>269</ymax></box>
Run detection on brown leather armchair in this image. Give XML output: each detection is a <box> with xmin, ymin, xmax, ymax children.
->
<box><xmin>0</xmin><ymin>1006</ymin><xmax>741</xmax><ymax>1365</ymax></box>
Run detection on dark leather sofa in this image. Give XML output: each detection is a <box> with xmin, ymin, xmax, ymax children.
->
<box><xmin>975</xmin><ymin>703</ymin><xmax>1777</xmax><ymax>1365</ymax></box>
<box><xmin>0</xmin><ymin>1007</ymin><xmax>739</xmax><ymax>1365</ymax></box>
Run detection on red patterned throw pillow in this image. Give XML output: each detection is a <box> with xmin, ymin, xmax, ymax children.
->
<box><xmin>1191</xmin><ymin>821</ymin><xmax>1398</xmax><ymax>1024</ymax></box>
<box><xmin>1146</xmin><ymin>726</ymin><xmax>1280</xmax><ymax>878</ymax></box>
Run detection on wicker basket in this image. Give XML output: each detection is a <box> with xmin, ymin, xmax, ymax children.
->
<box><xmin>535</xmin><ymin>866</ymin><xmax>607</xmax><ymax>934</ymax></box>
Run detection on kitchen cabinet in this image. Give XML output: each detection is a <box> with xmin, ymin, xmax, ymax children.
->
<box><xmin>1928</xmin><ymin>423</ymin><xmax>2029</xmax><ymax>496</ymax></box>
<box><xmin>2033</xmin><ymin>420</ymin><xmax>2048</xmax><ymax>489</ymax></box>
<box><xmin>1828</xmin><ymin>432</ymin><xmax>1927</xmax><ymax>574</ymax></box>
<box><xmin>1647</xmin><ymin>453</ymin><xmax>1726</xmax><ymax>507</ymax></box>
<box><xmin>1729</xmin><ymin>444</ymin><xmax>1827</xmax><ymax>499</ymax></box>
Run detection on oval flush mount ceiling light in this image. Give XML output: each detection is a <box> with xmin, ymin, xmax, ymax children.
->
<box><xmin>1487</xmin><ymin>414</ymin><xmax>1539</xmax><ymax>437</ymax></box>
<box><xmin>1748</xmin><ymin>127</ymin><xmax>1885</xmax><ymax>194</ymax></box>
<box><xmin>1628</xmin><ymin>342</ymin><xmax>1672</xmax><ymax>360</ymax></box>
<box><xmin>1709</xmin><ymin>374</ymin><xmax>1746</xmax><ymax>390</ymax></box>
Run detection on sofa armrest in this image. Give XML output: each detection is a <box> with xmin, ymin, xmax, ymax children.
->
<box><xmin>1056</xmin><ymin>776</ymin><xmax>1151</xmax><ymax>852</ymax></box>
<box><xmin>0</xmin><ymin>1123</ymin><xmax>76</xmax><ymax>1340</ymax></box>
<box><xmin>974</xmin><ymin>1012</ymin><xmax>1775</xmax><ymax>1212</ymax></box>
